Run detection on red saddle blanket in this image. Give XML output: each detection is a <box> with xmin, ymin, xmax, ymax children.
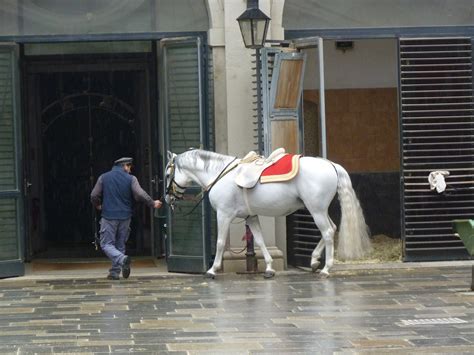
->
<box><xmin>260</xmin><ymin>154</ymin><xmax>301</xmax><ymax>183</ymax></box>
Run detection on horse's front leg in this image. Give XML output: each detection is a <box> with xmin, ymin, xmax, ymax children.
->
<box><xmin>205</xmin><ymin>212</ymin><xmax>233</xmax><ymax>279</ymax></box>
<box><xmin>246</xmin><ymin>215</ymin><xmax>275</xmax><ymax>279</ymax></box>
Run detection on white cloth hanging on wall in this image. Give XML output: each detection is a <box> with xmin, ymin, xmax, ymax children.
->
<box><xmin>428</xmin><ymin>170</ymin><xmax>450</xmax><ymax>193</ymax></box>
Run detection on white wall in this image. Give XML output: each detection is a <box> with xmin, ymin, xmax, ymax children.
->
<box><xmin>304</xmin><ymin>39</ymin><xmax>398</xmax><ymax>90</ymax></box>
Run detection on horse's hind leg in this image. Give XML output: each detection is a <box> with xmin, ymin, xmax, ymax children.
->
<box><xmin>246</xmin><ymin>215</ymin><xmax>275</xmax><ymax>278</ymax></box>
<box><xmin>310</xmin><ymin>239</ymin><xmax>325</xmax><ymax>272</ymax></box>
<box><xmin>310</xmin><ymin>217</ymin><xmax>336</xmax><ymax>272</ymax></box>
<box><xmin>205</xmin><ymin>212</ymin><xmax>232</xmax><ymax>279</ymax></box>
<box><xmin>310</xmin><ymin>212</ymin><xmax>336</xmax><ymax>278</ymax></box>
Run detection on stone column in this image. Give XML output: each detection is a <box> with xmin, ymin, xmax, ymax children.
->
<box><xmin>207</xmin><ymin>0</ymin><xmax>286</xmax><ymax>272</ymax></box>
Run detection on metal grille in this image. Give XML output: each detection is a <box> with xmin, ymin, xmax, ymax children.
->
<box><xmin>261</xmin><ymin>47</ymin><xmax>283</xmax><ymax>155</ymax></box>
<box><xmin>0</xmin><ymin>50</ymin><xmax>16</xmax><ymax>190</ymax></box>
<box><xmin>207</xmin><ymin>46</ymin><xmax>215</xmax><ymax>151</ymax></box>
<box><xmin>259</xmin><ymin>48</ymin><xmax>277</xmax><ymax>155</ymax></box>
<box><xmin>251</xmin><ymin>51</ymin><xmax>263</xmax><ymax>153</ymax></box>
<box><xmin>286</xmin><ymin>208</ymin><xmax>321</xmax><ymax>267</ymax></box>
<box><xmin>400</xmin><ymin>37</ymin><xmax>474</xmax><ymax>261</ymax></box>
<box><xmin>166</xmin><ymin>43</ymin><xmax>201</xmax><ymax>153</ymax></box>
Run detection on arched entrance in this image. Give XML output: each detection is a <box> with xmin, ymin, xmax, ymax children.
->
<box><xmin>24</xmin><ymin>57</ymin><xmax>156</xmax><ymax>259</ymax></box>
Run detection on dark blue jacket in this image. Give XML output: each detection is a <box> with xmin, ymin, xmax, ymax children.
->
<box><xmin>100</xmin><ymin>166</ymin><xmax>133</xmax><ymax>220</ymax></box>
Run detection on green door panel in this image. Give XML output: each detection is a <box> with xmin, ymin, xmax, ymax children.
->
<box><xmin>159</xmin><ymin>37</ymin><xmax>210</xmax><ymax>273</ymax></box>
<box><xmin>0</xmin><ymin>45</ymin><xmax>24</xmax><ymax>278</ymax></box>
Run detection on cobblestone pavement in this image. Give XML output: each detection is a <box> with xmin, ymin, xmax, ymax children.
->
<box><xmin>1</xmin><ymin>265</ymin><xmax>474</xmax><ymax>354</ymax></box>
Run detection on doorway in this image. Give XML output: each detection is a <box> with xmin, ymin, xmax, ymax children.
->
<box><xmin>23</xmin><ymin>49</ymin><xmax>157</xmax><ymax>259</ymax></box>
<box><xmin>286</xmin><ymin>38</ymin><xmax>401</xmax><ymax>267</ymax></box>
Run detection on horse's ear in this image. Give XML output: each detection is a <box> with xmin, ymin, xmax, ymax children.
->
<box><xmin>167</xmin><ymin>150</ymin><xmax>175</xmax><ymax>161</ymax></box>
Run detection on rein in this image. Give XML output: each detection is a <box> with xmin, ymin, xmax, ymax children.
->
<box><xmin>183</xmin><ymin>157</ymin><xmax>238</xmax><ymax>216</ymax></box>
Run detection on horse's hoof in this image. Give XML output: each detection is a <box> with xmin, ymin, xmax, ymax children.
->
<box><xmin>317</xmin><ymin>272</ymin><xmax>329</xmax><ymax>279</ymax></box>
<box><xmin>263</xmin><ymin>270</ymin><xmax>275</xmax><ymax>279</ymax></box>
<box><xmin>204</xmin><ymin>272</ymin><xmax>215</xmax><ymax>279</ymax></box>
<box><xmin>311</xmin><ymin>261</ymin><xmax>320</xmax><ymax>273</ymax></box>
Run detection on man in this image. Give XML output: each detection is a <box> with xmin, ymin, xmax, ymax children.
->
<box><xmin>90</xmin><ymin>157</ymin><xmax>162</xmax><ymax>280</ymax></box>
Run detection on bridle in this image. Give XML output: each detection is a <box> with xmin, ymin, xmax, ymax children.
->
<box><xmin>165</xmin><ymin>155</ymin><xmax>238</xmax><ymax>213</ymax></box>
<box><xmin>165</xmin><ymin>158</ymin><xmax>186</xmax><ymax>201</ymax></box>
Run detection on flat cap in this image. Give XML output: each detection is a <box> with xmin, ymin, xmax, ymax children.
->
<box><xmin>114</xmin><ymin>157</ymin><xmax>133</xmax><ymax>165</ymax></box>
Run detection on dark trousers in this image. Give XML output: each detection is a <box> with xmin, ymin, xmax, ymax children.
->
<box><xmin>99</xmin><ymin>217</ymin><xmax>131</xmax><ymax>276</ymax></box>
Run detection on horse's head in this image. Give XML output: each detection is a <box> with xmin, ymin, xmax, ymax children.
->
<box><xmin>164</xmin><ymin>151</ymin><xmax>191</xmax><ymax>209</ymax></box>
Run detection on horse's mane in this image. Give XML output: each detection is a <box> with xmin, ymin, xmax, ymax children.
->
<box><xmin>176</xmin><ymin>149</ymin><xmax>233</xmax><ymax>172</ymax></box>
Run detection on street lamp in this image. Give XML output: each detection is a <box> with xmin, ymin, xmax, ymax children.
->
<box><xmin>237</xmin><ymin>0</ymin><xmax>271</xmax><ymax>274</ymax></box>
<box><xmin>237</xmin><ymin>0</ymin><xmax>271</xmax><ymax>49</ymax></box>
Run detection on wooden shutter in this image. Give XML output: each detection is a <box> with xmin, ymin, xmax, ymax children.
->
<box><xmin>262</xmin><ymin>49</ymin><xmax>305</xmax><ymax>155</ymax></box>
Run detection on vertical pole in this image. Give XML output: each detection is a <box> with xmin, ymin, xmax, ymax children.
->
<box><xmin>256</xmin><ymin>47</ymin><xmax>263</xmax><ymax>155</ymax></box>
<box><xmin>244</xmin><ymin>47</ymin><xmax>262</xmax><ymax>273</ymax></box>
<box><xmin>245</xmin><ymin>224</ymin><xmax>258</xmax><ymax>272</ymax></box>
<box><xmin>317</xmin><ymin>37</ymin><xmax>327</xmax><ymax>159</ymax></box>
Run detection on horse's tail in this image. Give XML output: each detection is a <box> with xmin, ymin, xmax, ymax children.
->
<box><xmin>334</xmin><ymin>163</ymin><xmax>371</xmax><ymax>260</ymax></box>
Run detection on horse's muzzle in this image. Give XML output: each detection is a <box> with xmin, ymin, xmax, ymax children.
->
<box><xmin>165</xmin><ymin>195</ymin><xmax>176</xmax><ymax>210</ymax></box>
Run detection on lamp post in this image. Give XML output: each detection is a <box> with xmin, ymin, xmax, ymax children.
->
<box><xmin>237</xmin><ymin>0</ymin><xmax>270</xmax><ymax>273</ymax></box>
<box><xmin>237</xmin><ymin>0</ymin><xmax>270</xmax><ymax>154</ymax></box>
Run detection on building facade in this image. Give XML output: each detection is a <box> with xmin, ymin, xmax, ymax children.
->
<box><xmin>1</xmin><ymin>0</ymin><xmax>473</xmax><ymax>278</ymax></box>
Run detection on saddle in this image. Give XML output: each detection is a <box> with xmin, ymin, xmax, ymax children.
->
<box><xmin>235</xmin><ymin>148</ymin><xmax>287</xmax><ymax>188</ymax></box>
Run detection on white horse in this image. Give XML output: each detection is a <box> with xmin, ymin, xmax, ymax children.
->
<box><xmin>165</xmin><ymin>149</ymin><xmax>371</xmax><ymax>279</ymax></box>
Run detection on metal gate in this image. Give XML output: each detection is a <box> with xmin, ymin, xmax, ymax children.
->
<box><xmin>286</xmin><ymin>208</ymin><xmax>321</xmax><ymax>267</ymax></box>
<box><xmin>399</xmin><ymin>37</ymin><xmax>474</xmax><ymax>261</ymax></box>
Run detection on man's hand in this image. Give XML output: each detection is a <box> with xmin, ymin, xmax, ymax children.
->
<box><xmin>96</xmin><ymin>205</ymin><xmax>102</xmax><ymax>210</ymax></box>
<box><xmin>153</xmin><ymin>200</ymin><xmax>163</xmax><ymax>209</ymax></box>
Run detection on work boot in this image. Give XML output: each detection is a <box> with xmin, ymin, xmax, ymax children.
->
<box><xmin>107</xmin><ymin>274</ymin><xmax>119</xmax><ymax>280</ymax></box>
<box><xmin>122</xmin><ymin>256</ymin><xmax>131</xmax><ymax>279</ymax></box>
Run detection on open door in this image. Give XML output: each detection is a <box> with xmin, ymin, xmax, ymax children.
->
<box><xmin>0</xmin><ymin>44</ymin><xmax>24</xmax><ymax>278</ymax></box>
<box><xmin>261</xmin><ymin>38</ymin><xmax>324</xmax><ymax>268</ymax></box>
<box><xmin>158</xmin><ymin>37</ymin><xmax>211</xmax><ymax>273</ymax></box>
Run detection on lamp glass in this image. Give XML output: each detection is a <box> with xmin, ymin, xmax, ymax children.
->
<box><xmin>238</xmin><ymin>17</ymin><xmax>269</xmax><ymax>49</ymax></box>
<box><xmin>254</xmin><ymin>19</ymin><xmax>268</xmax><ymax>47</ymax></box>
<box><xmin>238</xmin><ymin>20</ymin><xmax>252</xmax><ymax>48</ymax></box>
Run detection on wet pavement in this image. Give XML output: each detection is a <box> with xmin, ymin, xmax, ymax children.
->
<box><xmin>1</xmin><ymin>262</ymin><xmax>474</xmax><ymax>354</ymax></box>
